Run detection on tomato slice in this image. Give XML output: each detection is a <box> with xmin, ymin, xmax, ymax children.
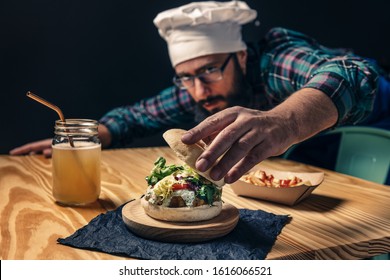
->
<box><xmin>172</xmin><ymin>183</ymin><xmax>190</xmax><ymax>191</ymax></box>
<box><xmin>279</xmin><ymin>179</ymin><xmax>291</xmax><ymax>188</ymax></box>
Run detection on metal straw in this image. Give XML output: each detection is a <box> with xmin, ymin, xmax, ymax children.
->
<box><xmin>26</xmin><ymin>91</ymin><xmax>74</xmax><ymax>147</ymax></box>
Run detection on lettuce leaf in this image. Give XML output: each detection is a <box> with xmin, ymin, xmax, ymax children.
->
<box><xmin>145</xmin><ymin>157</ymin><xmax>183</xmax><ymax>186</ymax></box>
<box><xmin>198</xmin><ymin>185</ymin><xmax>222</xmax><ymax>205</ymax></box>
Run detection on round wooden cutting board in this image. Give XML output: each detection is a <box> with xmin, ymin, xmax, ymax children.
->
<box><xmin>122</xmin><ymin>200</ymin><xmax>239</xmax><ymax>243</ymax></box>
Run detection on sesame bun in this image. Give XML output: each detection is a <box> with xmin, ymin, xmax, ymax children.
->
<box><xmin>163</xmin><ymin>128</ymin><xmax>225</xmax><ymax>187</ymax></box>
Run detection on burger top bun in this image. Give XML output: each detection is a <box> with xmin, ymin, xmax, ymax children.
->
<box><xmin>163</xmin><ymin>128</ymin><xmax>225</xmax><ymax>187</ymax></box>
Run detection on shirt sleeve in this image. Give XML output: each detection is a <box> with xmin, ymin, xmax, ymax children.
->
<box><xmin>261</xmin><ymin>27</ymin><xmax>380</xmax><ymax>126</ymax></box>
<box><xmin>99</xmin><ymin>86</ymin><xmax>196</xmax><ymax>147</ymax></box>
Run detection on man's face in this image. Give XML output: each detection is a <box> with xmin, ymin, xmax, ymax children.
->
<box><xmin>174</xmin><ymin>52</ymin><xmax>247</xmax><ymax>114</ymax></box>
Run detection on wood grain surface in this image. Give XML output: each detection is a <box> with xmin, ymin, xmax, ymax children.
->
<box><xmin>122</xmin><ymin>200</ymin><xmax>239</xmax><ymax>243</ymax></box>
<box><xmin>1</xmin><ymin>147</ymin><xmax>390</xmax><ymax>260</ymax></box>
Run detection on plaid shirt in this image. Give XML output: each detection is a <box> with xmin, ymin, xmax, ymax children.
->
<box><xmin>100</xmin><ymin>27</ymin><xmax>379</xmax><ymax>147</ymax></box>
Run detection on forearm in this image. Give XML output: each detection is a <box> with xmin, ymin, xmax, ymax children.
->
<box><xmin>99</xmin><ymin>87</ymin><xmax>197</xmax><ymax>148</ymax></box>
<box><xmin>264</xmin><ymin>28</ymin><xmax>379</xmax><ymax>126</ymax></box>
<box><xmin>269</xmin><ymin>88</ymin><xmax>338</xmax><ymax>145</ymax></box>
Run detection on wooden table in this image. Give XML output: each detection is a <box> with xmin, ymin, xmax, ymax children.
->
<box><xmin>1</xmin><ymin>147</ymin><xmax>390</xmax><ymax>260</ymax></box>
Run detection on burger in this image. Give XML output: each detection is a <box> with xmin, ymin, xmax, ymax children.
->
<box><xmin>141</xmin><ymin>129</ymin><xmax>225</xmax><ymax>222</ymax></box>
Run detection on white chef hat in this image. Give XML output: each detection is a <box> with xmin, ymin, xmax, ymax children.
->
<box><xmin>153</xmin><ymin>1</ymin><xmax>257</xmax><ymax>67</ymax></box>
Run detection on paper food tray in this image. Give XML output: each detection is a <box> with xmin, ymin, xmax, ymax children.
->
<box><xmin>230</xmin><ymin>167</ymin><xmax>324</xmax><ymax>206</ymax></box>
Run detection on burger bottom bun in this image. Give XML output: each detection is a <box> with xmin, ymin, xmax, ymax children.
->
<box><xmin>141</xmin><ymin>197</ymin><xmax>222</xmax><ymax>222</ymax></box>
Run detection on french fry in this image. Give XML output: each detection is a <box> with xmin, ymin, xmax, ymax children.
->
<box><xmin>241</xmin><ymin>170</ymin><xmax>306</xmax><ymax>188</ymax></box>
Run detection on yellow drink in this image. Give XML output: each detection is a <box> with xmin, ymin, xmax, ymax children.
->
<box><xmin>52</xmin><ymin>142</ymin><xmax>101</xmax><ymax>205</ymax></box>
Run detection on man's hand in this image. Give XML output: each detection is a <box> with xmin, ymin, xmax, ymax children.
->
<box><xmin>9</xmin><ymin>124</ymin><xmax>112</xmax><ymax>158</ymax></box>
<box><xmin>182</xmin><ymin>106</ymin><xmax>297</xmax><ymax>184</ymax></box>
<box><xmin>182</xmin><ymin>89</ymin><xmax>338</xmax><ymax>184</ymax></box>
<box><xmin>9</xmin><ymin>139</ymin><xmax>53</xmax><ymax>157</ymax></box>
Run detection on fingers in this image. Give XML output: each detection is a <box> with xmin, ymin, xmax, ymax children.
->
<box><xmin>224</xmin><ymin>144</ymin><xmax>271</xmax><ymax>183</ymax></box>
<box><xmin>182</xmin><ymin>107</ymin><xmax>287</xmax><ymax>184</ymax></box>
<box><xmin>182</xmin><ymin>107</ymin><xmax>262</xmax><ymax>182</ymax></box>
<box><xmin>184</xmin><ymin>109</ymin><xmax>249</xmax><ymax>173</ymax></box>
<box><xmin>183</xmin><ymin>107</ymin><xmax>294</xmax><ymax>184</ymax></box>
<box><xmin>197</xmin><ymin>123</ymin><xmax>253</xmax><ymax>173</ymax></box>
<box><xmin>207</xmin><ymin>128</ymin><xmax>264</xmax><ymax>181</ymax></box>
<box><xmin>43</xmin><ymin>148</ymin><xmax>53</xmax><ymax>158</ymax></box>
<box><xmin>181</xmin><ymin>108</ymin><xmax>238</xmax><ymax>144</ymax></box>
<box><xmin>9</xmin><ymin>139</ymin><xmax>52</xmax><ymax>156</ymax></box>
<box><xmin>9</xmin><ymin>144</ymin><xmax>33</xmax><ymax>155</ymax></box>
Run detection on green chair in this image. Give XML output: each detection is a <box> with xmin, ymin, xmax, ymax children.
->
<box><xmin>283</xmin><ymin>126</ymin><xmax>390</xmax><ymax>185</ymax></box>
<box><xmin>283</xmin><ymin>126</ymin><xmax>390</xmax><ymax>260</ymax></box>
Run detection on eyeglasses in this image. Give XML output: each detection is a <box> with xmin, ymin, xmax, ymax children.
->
<box><xmin>173</xmin><ymin>53</ymin><xmax>235</xmax><ymax>89</ymax></box>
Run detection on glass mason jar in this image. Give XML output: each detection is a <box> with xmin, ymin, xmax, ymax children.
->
<box><xmin>52</xmin><ymin>119</ymin><xmax>101</xmax><ymax>206</ymax></box>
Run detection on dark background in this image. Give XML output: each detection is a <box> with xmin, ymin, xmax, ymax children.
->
<box><xmin>1</xmin><ymin>0</ymin><xmax>389</xmax><ymax>154</ymax></box>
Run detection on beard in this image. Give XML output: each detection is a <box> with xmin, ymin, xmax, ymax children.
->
<box><xmin>194</xmin><ymin>60</ymin><xmax>252</xmax><ymax>123</ymax></box>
